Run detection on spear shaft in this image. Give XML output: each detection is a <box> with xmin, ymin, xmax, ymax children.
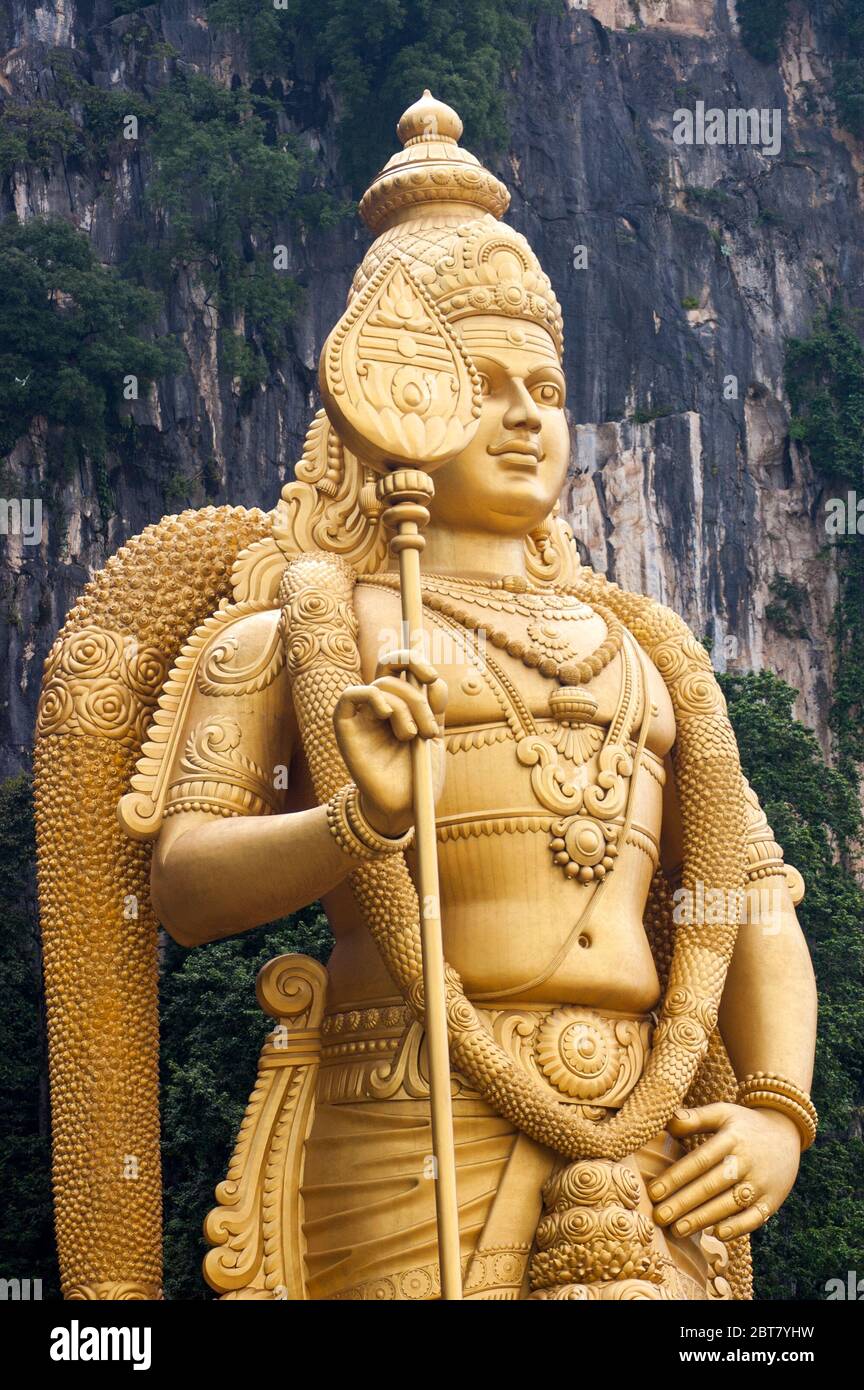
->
<box><xmin>379</xmin><ymin>467</ymin><xmax>463</xmax><ymax>1301</ymax></box>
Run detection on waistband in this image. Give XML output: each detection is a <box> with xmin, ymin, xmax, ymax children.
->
<box><xmin>317</xmin><ymin>999</ymin><xmax>654</xmax><ymax>1109</ymax></box>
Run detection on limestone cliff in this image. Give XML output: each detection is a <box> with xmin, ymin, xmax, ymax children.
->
<box><xmin>1</xmin><ymin>0</ymin><xmax>860</xmax><ymax>773</ymax></box>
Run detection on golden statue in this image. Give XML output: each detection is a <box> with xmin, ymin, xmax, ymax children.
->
<box><xmin>35</xmin><ymin>91</ymin><xmax>817</xmax><ymax>1302</ymax></box>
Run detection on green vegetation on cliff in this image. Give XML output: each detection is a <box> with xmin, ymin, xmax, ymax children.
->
<box><xmin>207</xmin><ymin>0</ymin><xmax>559</xmax><ymax>186</ymax></box>
<box><xmin>0</xmin><ymin>775</ymin><xmax>58</xmax><ymax>1298</ymax></box>
<box><xmin>0</xmin><ymin>216</ymin><xmax>180</xmax><ymax>475</ymax></box>
<box><xmin>737</xmin><ymin>0</ymin><xmax>864</xmax><ymax>139</ymax></box>
<box><xmin>0</xmin><ymin>66</ymin><xmax>347</xmax><ymax>491</ymax></box>
<box><xmin>786</xmin><ymin>304</ymin><xmax>864</xmax><ymax>789</ymax></box>
<box><xmin>735</xmin><ymin>0</ymin><xmax>790</xmax><ymax>65</ymax></box>
<box><xmin>140</xmin><ymin>74</ymin><xmax>313</xmax><ymax>387</ymax></box>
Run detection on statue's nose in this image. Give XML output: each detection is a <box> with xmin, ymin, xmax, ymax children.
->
<box><xmin>503</xmin><ymin>378</ymin><xmax>541</xmax><ymax>431</ymax></box>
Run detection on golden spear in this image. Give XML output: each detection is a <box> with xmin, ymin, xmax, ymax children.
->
<box><xmin>319</xmin><ymin>251</ymin><xmax>484</xmax><ymax>1301</ymax></box>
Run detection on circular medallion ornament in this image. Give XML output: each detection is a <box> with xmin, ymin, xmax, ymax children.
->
<box><xmin>535</xmin><ymin>1007</ymin><xmax>621</xmax><ymax>1100</ymax></box>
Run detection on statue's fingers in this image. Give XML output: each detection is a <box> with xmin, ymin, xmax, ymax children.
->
<box><xmin>426</xmin><ymin>675</ymin><xmax>449</xmax><ymax>718</ymax></box>
<box><xmin>375</xmin><ymin>651</ymin><xmax>449</xmax><ymax>719</ymax></box>
<box><xmin>377</xmin><ymin>650</ymin><xmax>447</xmax><ymax>693</ymax></box>
<box><xmin>381</xmin><ymin>693</ymin><xmax>421</xmax><ymax>742</ymax></box>
<box><xmin>669</xmin><ymin>1179</ymin><xmax>758</xmax><ymax>1237</ymax></box>
<box><xmin>647</xmin><ymin>1129</ymin><xmax>733</xmax><ymax>1203</ymax></box>
<box><xmin>376</xmin><ymin>649</ymin><xmax>438</xmax><ymax>683</ymax></box>
<box><xmin>667</xmin><ymin>1103</ymin><xmax>735</xmax><ymax>1138</ymax></box>
<box><xmin>335</xmin><ymin>685</ymin><xmax>394</xmax><ymax>726</ymax></box>
<box><xmin>715</xmin><ymin>1200</ymin><xmax>773</xmax><ymax>1243</ymax></box>
<box><xmin>373</xmin><ymin>676</ymin><xmax>439</xmax><ymax>737</ymax></box>
<box><xmin>652</xmin><ymin>1157</ymin><xmax>744</xmax><ymax>1228</ymax></box>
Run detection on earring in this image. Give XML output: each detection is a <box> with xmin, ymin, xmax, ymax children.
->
<box><xmin>360</xmin><ymin>469</ymin><xmax>384</xmax><ymax>520</ymax></box>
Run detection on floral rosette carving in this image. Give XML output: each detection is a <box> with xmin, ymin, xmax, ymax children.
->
<box><xmin>125</xmin><ymin>646</ymin><xmax>170</xmax><ymax>700</ymax></box>
<box><xmin>282</xmin><ymin>588</ymin><xmax>360</xmax><ymax>676</ymax></box>
<box><xmin>650</xmin><ymin>635</ymin><xmax>724</xmax><ymax>719</ymax></box>
<box><xmin>445</xmin><ymin>987</ymin><xmax>476</xmax><ymax>1033</ymax></box>
<box><xmin>76</xmin><ymin>680</ymin><xmax>137</xmax><ymax>739</ymax></box>
<box><xmin>66</xmin><ymin>1281</ymin><xmax>159</xmax><ymax>1300</ymax></box>
<box><xmin>60</xmin><ymin>628</ymin><xmax>125</xmax><ymax>680</ymax></box>
<box><xmin>650</xmin><ymin>986</ymin><xmax>714</xmax><ymax>1056</ymax></box>
<box><xmin>537</xmin><ymin>1209</ymin><xmax>597</xmax><ymax>1249</ymax></box>
<box><xmin>35</xmin><ymin>625</ymin><xmax>168</xmax><ymax>745</ymax></box>
<box><xmin>664</xmin><ymin>987</ymin><xmax>698</xmax><ymax>1016</ymax></box>
<box><xmin>672</xmin><ymin>671</ymin><xmax>723</xmax><ymax>718</ymax></box>
<box><xmin>536</xmin><ymin>1009</ymin><xmax>620</xmax><ymax>1101</ymax></box>
<box><xmin>650</xmin><ymin>639</ymin><xmax>689</xmax><ymax>684</ymax></box>
<box><xmin>321</xmin><ymin>631</ymin><xmax>362</xmax><ymax>668</ymax></box>
<box><xmin>651</xmin><ymin>1015</ymin><xmax>709</xmax><ymax>1055</ymax></box>
<box><xmin>545</xmin><ymin>1161</ymin><xmax>611</xmax><ymax>1210</ymax></box>
<box><xmin>37</xmin><ymin>681</ymin><xmax>73</xmax><ymax>736</ymax></box>
<box><xmin>531</xmin><ymin>1155</ymin><xmax>664</xmax><ymax>1292</ymax></box>
<box><xmin>284</xmin><ymin>629</ymin><xmax>320</xmax><ymax>675</ymax></box>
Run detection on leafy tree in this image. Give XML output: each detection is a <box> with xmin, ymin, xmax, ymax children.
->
<box><xmin>145</xmin><ymin>77</ymin><xmax>301</xmax><ymax>308</ymax></box>
<box><xmin>825</xmin><ymin>0</ymin><xmax>864</xmax><ymax>138</ymax></box>
<box><xmin>0</xmin><ymin>100</ymin><xmax>81</xmax><ymax>175</ymax></box>
<box><xmin>735</xmin><ymin>1</ymin><xmax>791</xmax><ymax>64</ymax></box>
<box><xmin>736</xmin><ymin>1</ymin><xmax>864</xmax><ymax>139</ymax></box>
<box><xmin>1</xmin><ymin>65</ymin><xmax>347</xmax><ymax>469</ymax></box>
<box><xmin>0</xmin><ymin>216</ymin><xmax>180</xmax><ymax>460</ymax></box>
<box><xmin>116</xmin><ymin>72</ymin><xmax>346</xmax><ymax>396</ymax></box>
<box><xmin>160</xmin><ymin>909</ymin><xmax>333</xmax><ymax>1298</ymax></box>
<box><xmin>719</xmin><ymin>671</ymin><xmax>864</xmax><ymax>1299</ymax></box>
<box><xmin>787</xmin><ymin>305</ymin><xmax>864</xmax><ymax>486</ymax></box>
<box><xmin>786</xmin><ymin>305</ymin><xmax>864</xmax><ymax>787</ymax></box>
<box><xmin>0</xmin><ymin>776</ymin><xmax>59</xmax><ymax>1297</ymax></box>
<box><xmin>207</xmin><ymin>0</ymin><xmax>560</xmax><ymax>187</ymax></box>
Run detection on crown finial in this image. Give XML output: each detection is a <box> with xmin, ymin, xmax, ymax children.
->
<box><xmin>359</xmin><ymin>89</ymin><xmax>509</xmax><ymax>234</ymax></box>
<box><xmin>396</xmin><ymin>90</ymin><xmax>463</xmax><ymax>146</ymax></box>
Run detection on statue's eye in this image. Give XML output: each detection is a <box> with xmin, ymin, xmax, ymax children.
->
<box><xmin>475</xmin><ymin>372</ymin><xmax>492</xmax><ymax>397</ymax></box>
<box><xmin>533</xmin><ymin>381</ymin><xmax>563</xmax><ymax>407</ymax></box>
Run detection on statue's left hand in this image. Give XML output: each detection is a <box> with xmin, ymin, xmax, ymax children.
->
<box><xmin>647</xmin><ymin>1103</ymin><xmax>802</xmax><ymax>1242</ymax></box>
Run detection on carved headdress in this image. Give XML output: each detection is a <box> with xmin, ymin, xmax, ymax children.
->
<box><xmin>352</xmin><ymin>90</ymin><xmax>564</xmax><ymax>355</ymax></box>
<box><xmin>35</xmin><ymin>93</ymin><xmax>763</xmax><ymax>1303</ymax></box>
<box><xmin>270</xmin><ymin>91</ymin><xmax>572</xmax><ymax>582</ymax></box>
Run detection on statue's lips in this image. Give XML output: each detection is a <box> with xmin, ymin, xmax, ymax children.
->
<box><xmin>488</xmin><ymin>440</ymin><xmax>544</xmax><ymax>470</ymax></box>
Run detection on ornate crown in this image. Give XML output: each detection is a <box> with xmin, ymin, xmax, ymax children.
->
<box><xmin>351</xmin><ymin>91</ymin><xmax>564</xmax><ymax>359</ymax></box>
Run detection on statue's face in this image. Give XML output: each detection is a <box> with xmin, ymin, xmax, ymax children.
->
<box><xmin>429</xmin><ymin>316</ymin><xmax>568</xmax><ymax>537</ymax></box>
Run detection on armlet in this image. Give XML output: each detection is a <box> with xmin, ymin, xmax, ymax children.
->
<box><xmin>742</xmin><ymin>777</ymin><xmax>805</xmax><ymax>905</ymax></box>
<box><xmin>119</xmin><ymin>601</ymin><xmax>285</xmax><ymax>840</ymax></box>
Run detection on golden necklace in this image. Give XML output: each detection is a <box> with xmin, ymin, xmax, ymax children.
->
<box><xmin>362</xmin><ymin>573</ymin><xmax>624</xmax><ymax>689</ymax></box>
<box><xmin>417</xmin><ymin>572</ymin><xmax>595</xmax><ymax>621</ymax></box>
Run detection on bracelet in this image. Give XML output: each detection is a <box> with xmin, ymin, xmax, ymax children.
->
<box><xmin>325</xmin><ymin>783</ymin><xmax>415</xmax><ymax>861</ymax></box>
<box><xmin>736</xmin><ymin>1072</ymin><xmax>818</xmax><ymax>1151</ymax></box>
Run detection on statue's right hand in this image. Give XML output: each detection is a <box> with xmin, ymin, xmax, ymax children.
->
<box><xmin>333</xmin><ymin>652</ymin><xmax>448</xmax><ymax>840</ymax></box>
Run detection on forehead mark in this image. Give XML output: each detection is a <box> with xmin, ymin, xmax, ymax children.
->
<box><xmin>459</xmin><ymin>329</ymin><xmax>561</xmax><ymax>372</ymax></box>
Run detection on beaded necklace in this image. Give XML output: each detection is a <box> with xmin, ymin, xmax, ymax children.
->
<box><xmin>361</xmin><ymin>573</ymin><xmax>623</xmax><ymax>688</ymax></box>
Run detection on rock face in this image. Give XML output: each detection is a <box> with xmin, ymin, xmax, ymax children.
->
<box><xmin>2</xmin><ymin>0</ymin><xmax>860</xmax><ymax>775</ymax></box>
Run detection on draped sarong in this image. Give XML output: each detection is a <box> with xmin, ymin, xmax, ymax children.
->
<box><xmin>301</xmin><ymin>1095</ymin><xmax>731</xmax><ymax>1300</ymax></box>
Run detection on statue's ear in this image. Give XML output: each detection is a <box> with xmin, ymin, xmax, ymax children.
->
<box><xmin>319</xmin><ymin>251</ymin><xmax>482</xmax><ymax>473</ymax></box>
